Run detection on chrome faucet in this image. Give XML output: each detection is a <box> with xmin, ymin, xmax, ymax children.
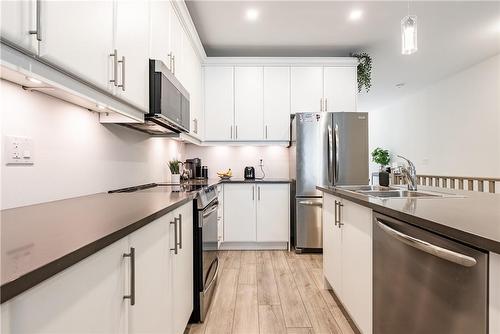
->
<box><xmin>397</xmin><ymin>155</ymin><xmax>417</xmax><ymax>191</ymax></box>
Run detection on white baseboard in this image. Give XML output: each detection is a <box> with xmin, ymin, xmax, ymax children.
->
<box><xmin>220</xmin><ymin>242</ymin><xmax>288</xmax><ymax>250</ymax></box>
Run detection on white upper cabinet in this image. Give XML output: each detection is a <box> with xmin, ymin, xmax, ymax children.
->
<box><xmin>183</xmin><ymin>40</ymin><xmax>203</xmax><ymax>138</ymax></box>
<box><xmin>223</xmin><ymin>183</ymin><xmax>257</xmax><ymax>242</ymax></box>
<box><xmin>149</xmin><ymin>0</ymin><xmax>172</xmax><ymax>69</ymax></box>
<box><xmin>323</xmin><ymin>66</ymin><xmax>357</xmax><ymax>112</ymax></box>
<box><xmin>263</xmin><ymin>67</ymin><xmax>291</xmax><ymax>141</ymax></box>
<box><xmin>234</xmin><ymin>67</ymin><xmax>264</xmax><ymax>141</ymax></box>
<box><xmin>204</xmin><ymin>66</ymin><xmax>234</xmax><ymax>141</ymax></box>
<box><xmin>291</xmin><ymin>67</ymin><xmax>324</xmax><ymax>114</ymax></box>
<box><xmin>0</xmin><ymin>0</ymin><xmax>38</xmax><ymax>53</ymax></box>
<box><xmin>256</xmin><ymin>184</ymin><xmax>289</xmax><ymax>242</ymax></box>
<box><xmin>39</xmin><ymin>0</ymin><xmax>114</xmax><ymax>91</ymax></box>
<box><xmin>114</xmin><ymin>0</ymin><xmax>150</xmax><ymax>110</ymax></box>
<box><xmin>169</xmin><ymin>5</ymin><xmax>184</xmax><ymax>79</ymax></box>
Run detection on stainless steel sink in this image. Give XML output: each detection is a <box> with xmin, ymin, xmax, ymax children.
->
<box><xmin>362</xmin><ymin>190</ymin><xmax>443</xmax><ymax>198</ymax></box>
<box><xmin>336</xmin><ymin>185</ymin><xmax>459</xmax><ymax>199</ymax></box>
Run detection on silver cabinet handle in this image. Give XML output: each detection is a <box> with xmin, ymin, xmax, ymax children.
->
<box><xmin>320</xmin><ymin>98</ymin><xmax>323</xmax><ymax>112</ymax></box>
<box><xmin>334</xmin><ymin>200</ymin><xmax>338</xmax><ymax>226</ymax></box>
<box><xmin>325</xmin><ymin>98</ymin><xmax>328</xmax><ymax>111</ymax></box>
<box><xmin>265</xmin><ymin>125</ymin><xmax>268</xmax><ymax>139</ymax></box>
<box><xmin>299</xmin><ymin>200</ymin><xmax>322</xmax><ymax>207</ymax></box>
<box><xmin>29</xmin><ymin>0</ymin><xmax>42</xmax><ymax>41</ymax></box>
<box><xmin>230</xmin><ymin>125</ymin><xmax>233</xmax><ymax>139</ymax></box>
<box><xmin>235</xmin><ymin>125</ymin><xmax>238</xmax><ymax>139</ymax></box>
<box><xmin>109</xmin><ymin>49</ymin><xmax>118</xmax><ymax>86</ymax></box>
<box><xmin>118</xmin><ymin>56</ymin><xmax>125</xmax><ymax>91</ymax></box>
<box><xmin>168</xmin><ymin>52</ymin><xmax>173</xmax><ymax>72</ymax></box>
<box><xmin>170</xmin><ymin>219</ymin><xmax>178</xmax><ymax>254</ymax></box>
<box><xmin>177</xmin><ymin>214</ymin><xmax>182</xmax><ymax>250</ymax></box>
<box><xmin>376</xmin><ymin>220</ymin><xmax>477</xmax><ymax>267</ymax></box>
<box><xmin>123</xmin><ymin>247</ymin><xmax>135</xmax><ymax>305</ymax></box>
<box><xmin>258</xmin><ymin>186</ymin><xmax>261</xmax><ymax>200</ymax></box>
<box><xmin>172</xmin><ymin>54</ymin><xmax>176</xmax><ymax>75</ymax></box>
<box><xmin>252</xmin><ymin>186</ymin><xmax>255</xmax><ymax>200</ymax></box>
<box><xmin>337</xmin><ymin>202</ymin><xmax>344</xmax><ymax>227</ymax></box>
<box><xmin>193</xmin><ymin>118</ymin><xmax>198</xmax><ymax>134</ymax></box>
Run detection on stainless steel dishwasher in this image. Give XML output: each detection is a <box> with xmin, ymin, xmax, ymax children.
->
<box><xmin>373</xmin><ymin>212</ymin><xmax>488</xmax><ymax>334</ymax></box>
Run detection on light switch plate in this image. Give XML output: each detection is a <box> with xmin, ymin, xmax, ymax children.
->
<box><xmin>4</xmin><ymin>136</ymin><xmax>35</xmax><ymax>165</ymax></box>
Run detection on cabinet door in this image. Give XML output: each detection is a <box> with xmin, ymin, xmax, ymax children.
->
<box><xmin>223</xmin><ymin>184</ymin><xmax>256</xmax><ymax>242</ymax></box>
<box><xmin>115</xmin><ymin>0</ymin><xmax>150</xmax><ymax>110</ymax></box>
<box><xmin>128</xmin><ymin>213</ymin><xmax>172</xmax><ymax>334</ymax></box>
<box><xmin>172</xmin><ymin>202</ymin><xmax>194</xmax><ymax>334</ymax></box>
<box><xmin>322</xmin><ymin>194</ymin><xmax>342</xmax><ymax>297</ymax></box>
<box><xmin>1</xmin><ymin>238</ymin><xmax>128</xmax><ymax>333</ymax></box>
<box><xmin>342</xmin><ymin>200</ymin><xmax>372</xmax><ymax>334</ymax></box>
<box><xmin>290</xmin><ymin>67</ymin><xmax>323</xmax><ymax>114</ymax></box>
<box><xmin>263</xmin><ymin>67</ymin><xmax>290</xmax><ymax>141</ymax></box>
<box><xmin>256</xmin><ymin>184</ymin><xmax>289</xmax><ymax>242</ymax></box>
<box><xmin>234</xmin><ymin>66</ymin><xmax>264</xmax><ymax>140</ymax></box>
<box><xmin>323</xmin><ymin>66</ymin><xmax>357</xmax><ymax>112</ymax></box>
<box><xmin>204</xmin><ymin>66</ymin><xmax>234</xmax><ymax>141</ymax></box>
<box><xmin>149</xmin><ymin>0</ymin><xmax>172</xmax><ymax>69</ymax></box>
<box><xmin>182</xmin><ymin>36</ymin><xmax>203</xmax><ymax>139</ymax></box>
<box><xmin>39</xmin><ymin>0</ymin><xmax>114</xmax><ymax>91</ymax></box>
<box><xmin>0</xmin><ymin>0</ymin><xmax>38</xmax><ymax>53</ymax></box>
<box><xmin>169</xmin><ymin>6</ymin><xmax>183</xmax><ymax>78</ymax></box>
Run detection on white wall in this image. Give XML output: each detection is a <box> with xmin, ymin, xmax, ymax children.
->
<box><xmin>185</xmin><ymin>144</ymin><xmax>289</xmax><ymax>179</ymax></box>
<box><xmin>1</xmin><ymin>80</ymin><xmax>185</xmax><ymax>209</ymax></box>
<box><xmin>368</xmin><ymin>54</ymin><xmax>500</xmax><ymax>178</ymax></box>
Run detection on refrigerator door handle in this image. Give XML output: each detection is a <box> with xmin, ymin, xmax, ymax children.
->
<box><xmin>327</xmin><ymin>125</ymin><xmax>333</xmax><ymax>186</ymax></box>
<box><xmin>334</xmin><ymin>124</ymin><xmax>339</xmax><ymax>184</ymax></box>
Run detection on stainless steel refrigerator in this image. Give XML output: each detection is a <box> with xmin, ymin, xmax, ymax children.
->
<box><xmin>290</xmin><ymin>112</ymin><xmax>369</xmax><ymax>252</ymax></box>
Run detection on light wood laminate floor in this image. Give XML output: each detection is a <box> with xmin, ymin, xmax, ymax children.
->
<box><xmin>187</xmin><ymin>251</ymin><xmax>355</xmax><ymax>334</ymax></box>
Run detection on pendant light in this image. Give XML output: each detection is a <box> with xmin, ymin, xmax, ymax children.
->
<box><xmin>401</xmin><ymin>1</ymin><xmax>418</xmax><ymax>55</ymax></box>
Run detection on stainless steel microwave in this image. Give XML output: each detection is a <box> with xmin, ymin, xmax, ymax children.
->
<box><xmin>125</xmin><ymin>59</ymin><xmax>190</xmax><ymax>135</ymax></box>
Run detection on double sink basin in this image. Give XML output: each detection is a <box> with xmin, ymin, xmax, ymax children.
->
<box><xmin>337</xmin><ymin>185</ymin><xmax>455</xmax><ymax>199</ymax></box>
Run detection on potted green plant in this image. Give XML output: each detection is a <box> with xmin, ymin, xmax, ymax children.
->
<box><xmin>168</xmin><ymin>159</ymin><xmax>182</xmax><ymax>184</ymax></box>
<box><xmin>371</xmin><ymin>148</ymin><xmax>390</xmax><ymax>170</ymax></box>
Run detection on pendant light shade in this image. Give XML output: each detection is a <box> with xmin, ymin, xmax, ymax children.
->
<box><xmin>401</xmin><ymin>15</ymin><xmax>418</xmax><ymax>55</ymax></box>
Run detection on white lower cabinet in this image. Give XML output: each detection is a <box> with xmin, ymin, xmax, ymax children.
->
<box><xmin>223</xmin><ymin>183</ymin><xmax>257</xmax><ymax>242</ymax></box>
<box><xmin>256</xmin><ymin>184</ymin><xmax>289</xmax><ymax>242</ymax></box>
<box><xmin>223</xmin><ymin>183</ymin><xmax>289</xmax><ymax>246</ymax></box>
<box><xmin>1</xmin><ymin>202</ymin><xmax>193</xmax><ymax>334</ymax></box>
<box><xmin>322</xmin><ymin>193</ymin><xmax>372</xmax><ymax>334</ymax></box>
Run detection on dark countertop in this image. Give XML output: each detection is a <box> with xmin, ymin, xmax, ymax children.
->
<box><xmin>317</xmin><ymin>185</ymin><xmax>500</xmax><ymax>253</ymax></box>
<box><xmin>0</xmin><ymin>189</ymin><xmax>196</xmax><ymax>303</ymax></box>
<box><xmin>218</xmin><ymin>178</ymin><xmax>292</xmax><ymax>184</ymax></box>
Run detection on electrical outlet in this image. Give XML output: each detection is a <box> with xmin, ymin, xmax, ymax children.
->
<box><xmin>4</xmin><ymin>136</ymin><xmax>35</xmax><ymax>165</ymax></box>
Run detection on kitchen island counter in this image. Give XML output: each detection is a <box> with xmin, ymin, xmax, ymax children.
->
<box><xmin>317</xmin><ymin>185</ymin><xmax>500</xmax><ymax>253</ymax></box>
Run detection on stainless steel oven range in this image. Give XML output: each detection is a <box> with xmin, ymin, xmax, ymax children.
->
<box><xmin>190</xmin><ymin>185</ymin><xmax>219</xmax><ymax>323</ymax></box>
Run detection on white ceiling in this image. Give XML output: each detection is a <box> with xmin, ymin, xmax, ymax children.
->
<box><xmin>186</xmin><ymin>1</ymin><xmax>500</xmax><ymax>109</ymax></box>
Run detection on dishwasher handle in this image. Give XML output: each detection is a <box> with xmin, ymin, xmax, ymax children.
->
<box><xmin>376</xmin><ymin>220</ymin><xmax>477</xmax><ymax>267</ymax></box>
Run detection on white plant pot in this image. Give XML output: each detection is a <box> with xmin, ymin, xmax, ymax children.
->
<box><xmin>170</xmin><ymin>174</ymin><xmax>181</xmax><ymax>184</ymax></box>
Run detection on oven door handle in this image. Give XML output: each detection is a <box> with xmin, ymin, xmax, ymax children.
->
<box><xmin>203</xmin><ymin>258</ymin><xmax>219</xmax><ymax>294</ymax></box>
<box><xmin>376</xmin><ymin>220</ymin><xmax>477</xmax><ymax>267</ymax></box>
<box><xmin>202</xmin><ymin>202</ymin><xmax>219</xmax><ymax>219</ymax></box>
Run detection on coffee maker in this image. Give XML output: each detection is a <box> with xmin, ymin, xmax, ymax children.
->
<box><xmin>184</xmin><ymin>158</ymin><xmax>202</xmax><ymax>179</ymax></box>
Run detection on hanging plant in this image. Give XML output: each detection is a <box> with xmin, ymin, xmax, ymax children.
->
<box><xmin>351</xmin><ymin>52</ymin><xmax>372</xmax><ymax>93</ymax></box>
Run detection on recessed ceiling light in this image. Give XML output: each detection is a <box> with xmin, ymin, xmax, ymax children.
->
<box><xmin>349</xmin><ymin>9</ymin><xmax>363</xmax><ymax>21</ymax></box>
<box><xmin>245</xmin><ymin>8</ymin><xmax>259</xmax><ymax>21</ymax></box>
<box><xmin>26</xmin><ymin>76</ymin><xmax>42</xmax><ymax>84</ymax></box>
